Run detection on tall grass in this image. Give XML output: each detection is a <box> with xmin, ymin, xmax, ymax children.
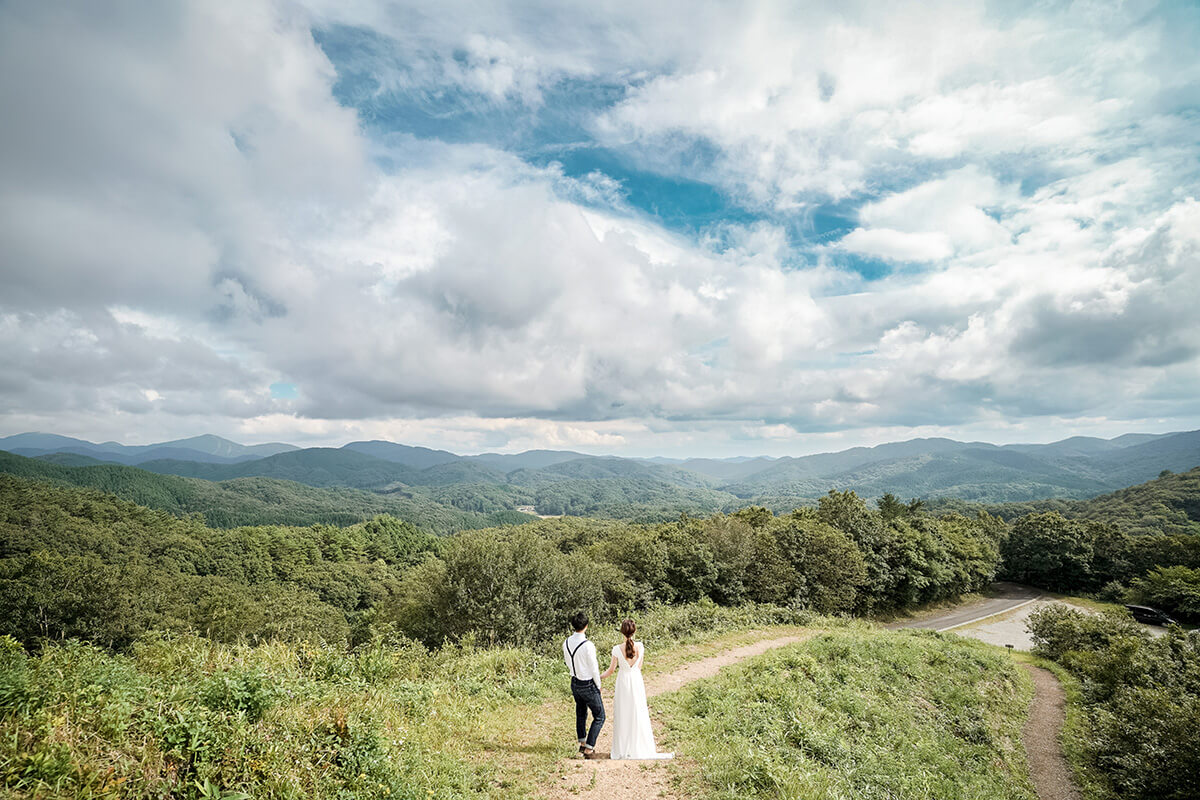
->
<box><xmin>0</xmin><ymin>602</ymin><xmax>819</xmax><ymax>799</ymax></box>
<box><xmin>0</xmin><ymin>632</ymin><xmax>561</xmax><ymax>800</ymax></box>
<box><xmin>1</xmin><ymin>607</ymin><xmax>1035</xmax><ymax>799</ymax></box>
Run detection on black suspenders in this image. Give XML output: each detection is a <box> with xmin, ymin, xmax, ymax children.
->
<box><xmin>567</xmin><ymin>638</ymin><xmax>588</xmax><ymax>679</ymax></box>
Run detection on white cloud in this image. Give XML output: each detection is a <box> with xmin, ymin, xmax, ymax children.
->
<box><xmin>1</xmin><ymin>0</ymin><xmax>1198</xmax><ymax>455</ymax></box>
<box><xmin>839</xmin><ymin>229</ymin><xmax>954</xmax><ymax>262</ymax></box>
<box><xmin>839</xmin><ymin>166</ymin><xmax>1015</xmax><ymax>261</ymax></box>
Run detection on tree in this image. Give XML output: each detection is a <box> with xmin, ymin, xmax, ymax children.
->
<box><xmin>817</xmin><ymin>491</ymin><xmax>892</xmax><ymax>610</ymax></box>
<box><xmin>389</xmin><ymin>530</ymin><xmax>616</xmax><ymax>647</ymax></box>
<box><xmin>774</xmin><ymin>518</ymin><xmax>867</xmax><ymax>613</ymax></box>
<box><xmin>1001</xmin><ymin>512</ymin><xmax>1096</xmax><ymax>591</ymax></box>
<box><xmin>1130</xmin><ymin>565</ymin><xmax>1200</xmax><ymax>619</ymax></box>
<box><xmin>877</xmin><ymin>493</ymin><xmax>906</xmax><ymax>521</ymax></box>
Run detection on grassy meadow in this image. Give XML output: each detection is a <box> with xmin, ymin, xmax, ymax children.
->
<box><xmin>0</xmin><ymin>604</ymin><xmax>827</xmax><ymax>800</ymax></box>
<box><xmin>661</xmin><ymin>630</ymin><xmax>1038</xmax><ymax>800</ymax></box>
<box><xmin>1</xmin><ymin>619</ymin><xmax>1049</xmax><ymax>800</ymax></box>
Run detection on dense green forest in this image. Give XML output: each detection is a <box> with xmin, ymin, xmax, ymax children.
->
<box><xmin>5</xmin><ymin>434</ymin><xmax>1199</xmax><ymax>531</ymax></box>
<box><xmin>17</xmin><ymin>428</ymin><xmax>1192</xmax><ymax>512</ymax></box>
<box><xmin>924</xmin><ymin>468</ymin><xmax>1200</xmax><ymax>619</ymax></box>
<box><xmin>0</xmin><ymin>474</ymin><xmax>1004</xmax><ymax>652</ymax></box>
<box><xmin>5</xmin><ymin>461</ymin><xmax>1199</xmax><ymax>651</ymax></box>
<box><xmin>933</xmin><ymin>466</ymin><xmax>1200</xmax><ymax>536</ymax></box>
<box><xmin>0</xmin><ymin>451</ymin><xmax>738</xmax><ymax>526</ymax></box>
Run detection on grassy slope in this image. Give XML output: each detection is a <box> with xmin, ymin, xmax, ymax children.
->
<box><xmin>660</xmin><ymin>629</ymin><xmax>1038</xmax><ymax>800</ymax></box>
<box><xmin>0</xmin><ymin>605</ymin><xmax>813</xmax><ymax>800</ymax></box>
<box><xmin>0</xmin><ymin>614</ymin><xmax>1046</xmax><ymax>800</ymax></box>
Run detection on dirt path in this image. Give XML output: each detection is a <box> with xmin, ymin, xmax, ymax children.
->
<box><xmin>1020</xmin><ymin>665</ymin><xmax>1082</xmax><ymax>800</ymax></box>
<box><xmin>542</xmin><ymin>633</ymin><xmax>811</xmax><ymax>800</ymax></box>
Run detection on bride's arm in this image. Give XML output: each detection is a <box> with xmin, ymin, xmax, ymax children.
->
<box><xmin>599</xmin><ymin>652</ymin><xmax>618</xmax><ymax>680</ymax></box>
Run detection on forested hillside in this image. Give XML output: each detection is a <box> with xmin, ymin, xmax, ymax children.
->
<box><xmin>0</xmin><ymin>452</ymin><xmax>528</xmax><ymax>533</ymax></box>
<box><xmin>935</xmin><ymin>466</ymin><xmax>1200</xmax><ymax>536</ymax></box>
<box><xmin>971</xmin><ymin>468</ymin><xmax>1200</xmax><ymax>621</ymax></box>
<box><xmin>0</xmin><ymin>474</ymin><xmax>1004</xmax><ymax>652</ymax></box>
<box><xmin>0</xmin><ymin>450</ymin><xmax>738</xmax><ymax>525</ymax></box>
<box><xmin>6</xmin><ymin>428</ymin><xmax>1198</xmax><ymax>511</ymax></box>
<box><xmin>0</xmin><ymin>432</ymin><xmax>296</xmax><ymax>465</ymax></box>
<box><xmin>2</xmin><ymin>466</ymin><xmax>1197</xmax><ymax>799</ymax></box>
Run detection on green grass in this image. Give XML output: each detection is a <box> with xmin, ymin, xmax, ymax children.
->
<box><xmin>0</xmin><ymin>633</ymin><xmax>559</xmax><ymax>800</ymax></box>
<box><xmin>0</xmin><ymin>603</ymin><xmax>823</xmax><ymax>800</ymax></box>
<box><xmin>660</xmin><ymin>629</ymin><xmax>1038</xmax><ymax>800</ymax></box>
<box><xmin>1</xmin><ymin>609</ymin><xmax>1051</xmax><ymax>800</ymax></box>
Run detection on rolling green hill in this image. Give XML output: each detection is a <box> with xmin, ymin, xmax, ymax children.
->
<box><xmin>341</xmin><ymin>439</ymin><xmax>460</xmax><ymax>468</ymax></box>
<box><xmin>0</xmin><ymin>451</ymin><xmax>525</xmax><ymax>533</ymax></box>
<box><xmin>6</xmin><ymin>428</ymin><xmax>1199</xmax><ymax>516</ymax></box>
<box><xmin>932</xmin><ymin>466</ymin><xmax>1200</xmax><ymax>537</ymax></box>
<box><xmin>0</xmin><ymin>432</ymin><xmax>297</xmax><ymax>464</ymax></box>
<box><xmin>138</xmin><ymin>447</ymin><xmax>417</xmax><ymax>488</ymax></box>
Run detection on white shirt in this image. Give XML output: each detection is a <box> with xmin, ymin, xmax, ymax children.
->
<box><xmin>563</xmin><ymin>631</ymin><xmax>602</xmax><ymax>688</ymax></box>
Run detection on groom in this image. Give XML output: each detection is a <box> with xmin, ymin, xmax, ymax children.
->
<box><xmin>563</xmin><ymin>611</ymin><xmax>605</xmax><ymax>759</ymax></box>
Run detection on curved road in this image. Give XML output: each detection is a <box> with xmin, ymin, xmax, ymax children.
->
<box><xmin>884</xmin><ymin>582</ymin><xmax>1044</xmax><ymax>631</ymax></box>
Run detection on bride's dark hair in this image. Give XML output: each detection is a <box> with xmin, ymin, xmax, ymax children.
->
<box><xmin>620</xmin><ymin>618</ymin><xmax>636</xmax><ymax>661</ymax></box>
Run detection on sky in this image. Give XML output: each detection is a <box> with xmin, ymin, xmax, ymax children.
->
<box><xmin>2</xmin><ymin>0</ymin><xmax>1199</xmax><ymax>458</ymax></box>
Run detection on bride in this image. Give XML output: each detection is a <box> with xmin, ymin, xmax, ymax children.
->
<box><xmin>599</xmin><ymin>619</ymin><xmax>674</xmax><ymax>760</ymax></box>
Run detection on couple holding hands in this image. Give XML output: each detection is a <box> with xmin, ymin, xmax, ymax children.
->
<box><xmin>562</xmin><ymin>612</ymin><xmax>674</xmax><ymax>761</ymax></box>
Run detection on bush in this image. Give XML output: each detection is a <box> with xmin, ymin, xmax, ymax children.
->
<box><xmin>0</xmin><ymin>636</ymin><xmax>31</xmax><ymax>718</ymax></box>
<box><xmin>199</xmin><ymin>669</ymin><xmax>276</xmax><ymax>722</ymax></box>
<box><xmin>1129</xmin><ymin>565</ymin><xmax>1200</xmax><ymax>620</ymax></box>
<box><xmin>1027</xmin><ymin>604</ymin><xmax>1146</xmax><ymax>661</ymax></box>
<box><xmin>1026</xmin><ymin>605</ymin><xmax>1200</xmax><ymax>799</ymax></box>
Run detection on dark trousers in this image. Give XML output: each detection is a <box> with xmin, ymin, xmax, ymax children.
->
<box><xmin>571</xmin><ymin>677</ymin><xmax>605</xmax><ymax>748</ymax></box>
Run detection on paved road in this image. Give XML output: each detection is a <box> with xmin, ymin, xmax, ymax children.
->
<box><xmin>885</xmin><ymin>582</ymin><xmax>1044</xmax><ymax>631</ymax></box>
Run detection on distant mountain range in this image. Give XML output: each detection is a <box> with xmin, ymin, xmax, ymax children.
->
<box><xmin>0</xmin><ymin>432</ymin><xmax>296</xmax><ymax>465</ymax></box>
<box><xmin>2</xmin><ymin>429</ymin><xmax>1199</xmax><ymax>513</ymax></box>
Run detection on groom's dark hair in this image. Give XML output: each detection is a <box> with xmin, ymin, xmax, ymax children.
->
<box><xmin>570</xmin><ymin>611</ymin><xmax>589</xmax><ymax>632</ymax></box>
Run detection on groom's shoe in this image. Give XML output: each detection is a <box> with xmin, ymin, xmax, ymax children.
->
<box><xmin>583</xmin><ymin>748</ymin><xmax>601</xmax><ymax>760</ymax></box>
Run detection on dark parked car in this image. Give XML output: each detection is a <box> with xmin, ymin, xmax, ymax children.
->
<box><xmin>1125</xmin><ymin>604</ymin><xmax>1177</xmax><ymax>626</ymax></box>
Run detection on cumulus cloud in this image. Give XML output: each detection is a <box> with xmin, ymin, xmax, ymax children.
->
<box><xmin>1</xmin><ymin>0</ymin><xmax>1198</xmax><ymax>455</ymax></box>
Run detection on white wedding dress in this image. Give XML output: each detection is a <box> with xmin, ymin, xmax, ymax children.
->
<box><xmin>610</xmin><ymin>642</ymin><xmax>674</xmax><ymax>760</ymax></box>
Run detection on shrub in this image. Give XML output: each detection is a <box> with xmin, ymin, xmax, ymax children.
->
<box><xmin>1130</xmin><ymin>565</ymin><xmax>1200</xmax><ymax>620</ymax></box>
<box><xmin>390</xmin><ymin>529</ymin><xmax>620</xmax><ymax>647</ymax></box>
<box><xmin>1027</xmin><ymin>607</ymin><xmax>1200</xmax><ymax>799</ymax></box>
<box><xmin>1027</xmin><ymin>604</ymin><xmax>1146</xmax><ymax>661</ymax></box>
<box><xmin>200</xmin><ymin>669</ymin><xmax>276</xmax><ymax>722</ymax></box>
